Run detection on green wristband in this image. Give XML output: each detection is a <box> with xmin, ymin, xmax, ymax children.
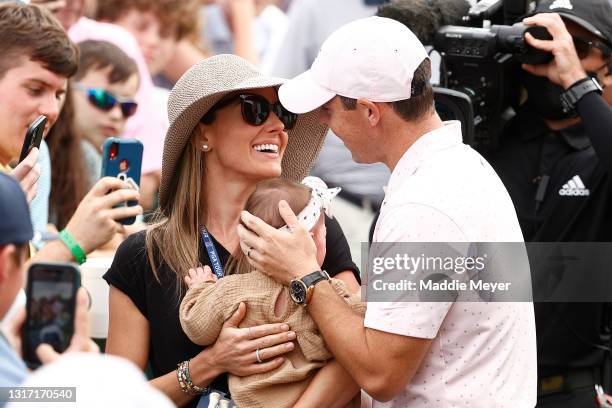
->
<box><xmin>59</xmin><ymin>229</ymin><xmax>87</xmax><ymax>265</ymax></box>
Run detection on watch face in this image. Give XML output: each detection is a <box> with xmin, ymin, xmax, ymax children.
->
<box><xmin>290</xmin><ymin>281</ymin><xmax>307</xmax><ymax>304</ymax></box>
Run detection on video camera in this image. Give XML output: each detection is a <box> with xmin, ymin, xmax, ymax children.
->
<box><xmin>433</xmin><ymin>0</ymin><xmax>552</xmax><ymax>153</ymax></box>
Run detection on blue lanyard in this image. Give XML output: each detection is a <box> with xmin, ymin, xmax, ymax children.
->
<box><xmin>200</xmin><ymin>225</ymin><xmax>224</xmax><ymax>279</ymax></box>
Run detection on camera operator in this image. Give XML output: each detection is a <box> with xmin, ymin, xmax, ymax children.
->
<box><xmin>489</xmin><ymin>0</ymin><xmax>612</xmax><ymax>406</ymax></box>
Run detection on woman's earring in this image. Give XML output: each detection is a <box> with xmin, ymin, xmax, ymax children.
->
<box><xmin>202</xmin><ymin>143</ymin><xmax>210</xmax><ymax>152</ymax></box>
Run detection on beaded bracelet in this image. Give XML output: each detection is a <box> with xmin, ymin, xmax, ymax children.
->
<box><xmin>177</xmin><ymin>360</ymin><xmax>208</xmax><ymax>396</ymax></box>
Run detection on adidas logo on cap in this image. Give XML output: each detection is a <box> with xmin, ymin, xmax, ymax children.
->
<box><xmin>549</xmin><ymin>0</ymin><xmax>573</xmax><ymax>10</ymax></box>
<box><xmin>559</xmin><ymin>175</ymin><xmax>590</xmax><ymax>196</ymax></box>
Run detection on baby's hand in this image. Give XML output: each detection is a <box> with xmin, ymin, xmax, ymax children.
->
<box><xmin>184</xmin><ymin>266</ymin><xmax>217</xmax><ymax>288</ymax></box>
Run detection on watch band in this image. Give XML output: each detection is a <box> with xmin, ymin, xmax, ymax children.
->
<box><xmin>289</xmin><ymin>270</ymin><xmax>330</xmax><ymax>306</ymax></box>
<box><xmin>303</xmin><ymin>270</ymin><xmax>330</xmax><ymax>306</ymax></box>
<box><xmin>561</xmin><ymin>77</ymin><xmax>604</xmax><ymax>114</ymax></box>
<box><xmin>301</xmin><ymin>270</ymin><xmax>330</xmax><ymax>288</ymax></box>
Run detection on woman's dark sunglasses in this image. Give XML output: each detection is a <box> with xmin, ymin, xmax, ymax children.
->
<box><xmin>573</xmin><ymin>37</ymin><xmax>612</xmax><ymax>60</ymax></box>
<box><xmin>74</xmin><ymin>84</ymin><xmax>138</xmax><ymax>118</ymax></box>
<box><xmin>201</xmin><ymin>93</ymin><xmax>298</xmax><ymax>130</ymax></box>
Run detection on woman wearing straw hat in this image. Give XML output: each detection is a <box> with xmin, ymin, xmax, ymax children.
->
<box><xmin>102</xmin><ymin>54</ymin><xmax>361</xmax><ymax>407</ymax></box>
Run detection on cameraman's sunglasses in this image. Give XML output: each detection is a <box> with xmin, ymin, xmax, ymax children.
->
<box><xmin>573</xmin><ymin>37</ymin><xmax>612</xmax><ymax>60</ymax></box>
<box><xmin>73</xmin><ymin>84</ymin><xmax>138</xmax><ymax>118</ymax></box>
<box><xmin>201</xmin><ymin>94</ymin><xmax>298</xmax><ymax>130</ymax></box>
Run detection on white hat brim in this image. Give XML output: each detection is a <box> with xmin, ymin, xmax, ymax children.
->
<box><xmin>279</xmin><ymin>70</ymin><xmax>336</xmax><ymax>114</ymax></box>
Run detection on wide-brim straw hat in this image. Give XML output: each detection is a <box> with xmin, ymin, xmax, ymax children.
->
<box><xmin>159</xmin><ymin>54</ymin><xmax>329</xmax><ymax>212</ymax></box>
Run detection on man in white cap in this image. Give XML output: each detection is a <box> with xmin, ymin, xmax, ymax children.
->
<box><xmin>238</xmin><ymin>16</ymin><xmax>537</xmax><ymax>406</ymax></box>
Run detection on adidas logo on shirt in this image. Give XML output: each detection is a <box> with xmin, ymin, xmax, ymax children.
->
<box><xmin>549</xmin><ymin>0</ymin><xmax>573</xmax><ymax>10</ymax></box>
<box><xmin>559</xmin><ymin>175</ymin><xmax>590</xmax><ymax>196</ymax></box>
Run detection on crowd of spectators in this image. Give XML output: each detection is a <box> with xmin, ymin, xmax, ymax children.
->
<box><xmin>0</xmin><ymin>0</ymin><xmax>611</xmax><ymax>407</ymax></box>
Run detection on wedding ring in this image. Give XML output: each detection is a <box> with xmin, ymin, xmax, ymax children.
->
<box><xmin>255</xmin><ymin>348</ymin><xmax>263</xmax><ymax>363</ymax></box>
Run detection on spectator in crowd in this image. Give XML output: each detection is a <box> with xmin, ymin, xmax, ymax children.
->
<box><xmin>103</xmin><ymin>54</ymin><xmax>360</xmax><ymax>407</ymax></box>
<box><xmin>202</xmin><ymin>0</ymin><xmax>288</xmax><ymax>73</ymax></box>
<box><xmin>270</xmin><ymin>0</ymin><xmax>387</xmax><ymax>266</ymax></box>
<box><xmin>96</xmin><ymin>0</ymin><xmax>199</xmax><ymax>77</ymax></box>
<box><xmin>95</xmin><ymin>0</ymin><xmax>198</xmax><ymax>76</ymax></box>
<box><xmin>489</xmin><ymin>0</ymin><xmax>612</xmax><ymax>406</ymax></box>
<box><xmin>94</xmin><ymin>0</ymin><xmax>202</xmax><ymax>92</ymax></box>
<box><xmin>32</xmin><ymin>0</ymin><xmax>168</xmax><ymax>210</ymax></box>
<box><xmin>71</xmin><ymin>40</ymin><xmax>139</xmax><ymax>186</ymax></box>
<box><xmin>238</xmin><ymin>16</ymin><xmax>537</xmax><ymax>406</ymax></box>
<box><xmin>0</xmin><ymin>1</ymin><xmax>74</xmax><ymax>225</ymax></box>
<box><xmin>0</xmin><ymin>172</ymin><xmax>98</xmax><ymax>389</ymax></box>
<box><xmin>0</xmin><ymin>3</ymin><xmax>142</xmax><ymax>277</ymax></box>
<box><xmin>44</xmin><ymin>88</ymin><xmax>86</xmax><ymax>231</ymax></box>
<box><xmin>0</xmin><ymin>173</ymin><xmax>171</xmax><ymax>408</ymax></box>
<box><xmin>46</xmin><ymin>40</ymin><xmax>139</xmax><ymax>229</ymax></box>
<box><xmin>0</xmin><ymin>1</ymin><xmax>77</xmax><ymax>208</ymax></box>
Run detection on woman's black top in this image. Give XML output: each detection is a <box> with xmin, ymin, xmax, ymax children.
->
<box><xmin>103</xmin><ymin>215</ymin><xmax>359</xmax><ymax>408</ymax></box>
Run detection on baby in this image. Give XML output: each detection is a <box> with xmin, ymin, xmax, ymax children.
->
<box><xmin>179</xmin><ymin>177</ymin><xmax>364</xmax><ymax>408</ymax></box>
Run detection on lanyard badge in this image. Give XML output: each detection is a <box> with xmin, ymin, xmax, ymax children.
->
<box><xmin>200</xmin><ymin>226</ymin><xmax>224</xmax><ymax>279</ymax></box>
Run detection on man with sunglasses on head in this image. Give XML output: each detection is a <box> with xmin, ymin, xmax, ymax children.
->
<box><xmin>71</xmin><ymin>40</ymin><xmax>140</xmax><ymax>187</ymax></box>
<box><xmin>489</xmin><ymin>0</ymin><xmax>612</xmax><ymax>406</ymax></box>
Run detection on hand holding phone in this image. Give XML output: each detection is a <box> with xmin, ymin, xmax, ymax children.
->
<box><xmin>22</xmin><ymin>263</ymin><xmax>81</xmax><ymax>369</ymax></box>
<box><xmin>19</xmin><ymin>115</ymin><xmax>47</xmax><ymax>164</ymax></box>
<box><xmin>10</xmin><ymin>148</ymin><xmax>41</xmax><ymax>203</ymax></box>
<box><xmin>63</xmin><ymin>177</ymin><xmax>142</xmax><ymax>254</ymax></box>
<box><xmin>101</xmin><ymin>138</ymin><xmax>143</xmax><ymax>225</ymax></box>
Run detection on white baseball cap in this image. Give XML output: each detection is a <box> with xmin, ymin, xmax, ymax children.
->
<box><xmin>279</xmin><ymin>16</ymin><xmax>430</xmax><ymax>114</ymax></box>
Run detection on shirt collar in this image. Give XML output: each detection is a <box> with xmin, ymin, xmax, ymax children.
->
<box><xmin>384</xmin><ymin>121</ymin><xmax>463</xmax><ymax>196</ymax></box>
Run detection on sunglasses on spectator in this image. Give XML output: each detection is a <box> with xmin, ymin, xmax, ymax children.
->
<box><xmin>73</xmin><ymin>84</ymin><xmax>138</xmax><ymax>118</ymax></box>
<box><xmin>201</xmin><ymin>93</ymin><xmax>298</xmax><ymax>130</ymax></box>
<box><xmin>573</xmin><ymin>37</ymin><xmax>612</xmax><ymax>60</ymax></box>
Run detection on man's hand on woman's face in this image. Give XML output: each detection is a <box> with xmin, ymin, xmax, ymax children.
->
<box><xmin>237</xmin><ymin>200</ymin><xmax>320</xmax><ymax>286</ymax></box>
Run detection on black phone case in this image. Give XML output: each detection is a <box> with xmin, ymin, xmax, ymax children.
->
<box><xmin>18</xmin><ymin>115</ymin><xmax>47</xmax><ymax>163</ymax></box>
<box><xmin>22</xmin><ymin>262</ymin><xmax>81</xmax><ymax>369</ymax></box>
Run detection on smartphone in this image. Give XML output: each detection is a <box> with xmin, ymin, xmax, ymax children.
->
<box><xmin>22</xmin><ymin>263</ymin><xmax>81</xmax><ymax>369</ymax></box>
<box><xmin>101</xmin><ymin>138</ymin><xmax>143</xmax><ymax>225</ymax></box>
<box><xmin>18</xmin><ymin>115</ymin><xmax>47</xmax><ymax>163</ymax></box>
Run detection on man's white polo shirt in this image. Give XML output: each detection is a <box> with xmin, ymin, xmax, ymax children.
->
<box><xmin>365</xmin><ymin>121</ymin><xmax>537</xmax><ymax>407</ymax></box>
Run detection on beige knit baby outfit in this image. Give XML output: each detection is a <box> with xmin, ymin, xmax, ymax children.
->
<box><xmin>180</xmin><ymin>270</ymin><xmax>365</xmax><ymax>408</ymax></box>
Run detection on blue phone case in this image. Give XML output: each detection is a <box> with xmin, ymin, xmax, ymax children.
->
<box><xmin>101</xmin><ymin>138</ymin><xmax>143</xmax><ymax>225</ymax></box>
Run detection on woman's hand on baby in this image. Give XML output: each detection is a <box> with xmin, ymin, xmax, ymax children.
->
<box><xmin>184</xmin><ymin>266</ymin><xmax>217</xmax><ymax>288</ymax></box>
<box><xmin>208</xmin><ymin>302</ymin><xmax>297</xmax><ymax>376</ymax></box>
